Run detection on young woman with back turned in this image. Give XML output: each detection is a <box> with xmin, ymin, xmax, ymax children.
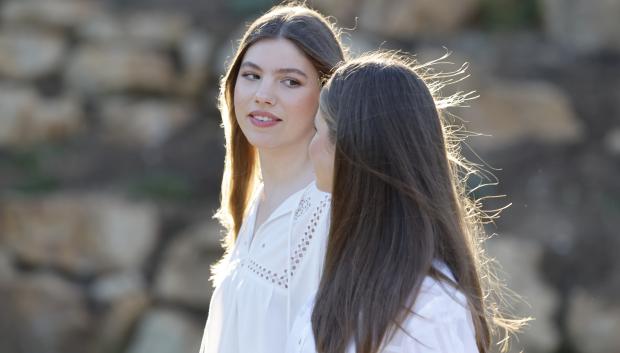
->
<box><xmin>199</xmin><ymin>3</ymin><xmax>346</xmax><ymax>353</ymax></box>
<box><xmin>287</xmin><ymin>52</ymin><xmax>526</xmax><ymax>353</ymax></box>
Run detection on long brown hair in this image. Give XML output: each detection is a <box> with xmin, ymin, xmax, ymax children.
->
<box><xmin>311</xmin><ymin>52</ymin><xmax>526</xmax><ymax>353</ymax></box>
<box><xmin>213</xmin><ymin>3</ymin><xmax>346</xmax><ymax>255</ymax></box>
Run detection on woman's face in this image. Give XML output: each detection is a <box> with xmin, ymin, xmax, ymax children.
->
<box><xmin>309</xmin><ymin>109</ymin><xmax>335</xmax><ymax>192</ymax></box>
<box><xmin>234</xmin><ymin>38</ymin><xmax>321</xmax><ymax>151</ymax></box>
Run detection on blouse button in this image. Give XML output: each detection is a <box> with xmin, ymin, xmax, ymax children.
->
<box><xmin>261</xmin><ymin>243</ymin><xmax>265</xmax><ymax>248</ymax></box>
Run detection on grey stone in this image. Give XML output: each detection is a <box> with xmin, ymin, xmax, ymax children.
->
<box><xmin>177</xmin><ymin>31</ymin><xmax>215</xmax><ymax>97</ymax></box>
<box><xmin>340</xmin><ymin>31</ymin><xmax>378</xmax><ymax>58</ymax></box>
<box><xmin>0</xmin><ymin>273</ymin><xmax>94</xmax><ymax>353</ymax></box>
<box><xmin>98</xmin><ymin>292</ymin><xmax>151</xmax><ymax>353</ymax></box>
<box><xmin>154</xmin><ymin>224</ymin><xmax>223</xmax><ymax>308</ymax></box>
<box><xmin>604</xmin><ymin>128</ymin><xmax>620</xmax><ymax>156</ymax></box>
<box><xmin>485</xmin><ymin>237</ymin><xmax>560</xmax><ymax>353</ymax></box>
<box><xmin>0</xmin><ymin>85</ymin><xmax>84</xmax><ymax>146</ymax></box>
<box><xmin>1</xmin><ymin>0</ymin><xmax>100</xmax><ymax>29</ymax></box>
<box><xmin>0</xmin><ymin>250</ymin><xmax>14</xmax><ymax>283</ymax></box>
<box><xmin>66</xmin><ymin>44</ymin><xmax>176</xmax><ymax>94</ymax></box>
<box><xmin>542</xmin><ymin>0</ymin><xmax>620</xmax><ymax>53</ymax></box>
<box><xmin>29</xmin><ymin>95</ymin><xmax>84</xmax><ymax>142</ymax></box>
<box><xmin>77</xmin><ymin>13</ymin><xmax>125</xmax><ymax>44</ymax></box>
<box><xmin>92</xmin><ymin>273</ymin><xmax>151</xmax><ymax>353</ymax></box>
<box><xmin>310</xmin><ymin>0</ymin><xmax>360</xmax><ymax>26</ymax></box>
<box><xmin>125</xmin><ymin>308</ymin><xmax>202</xmax><ymax>353</ymax></box>
<box><xmin>358</xmin><ymin>0</ymin><xmax>479</xmax><ymax>38</ymax></box>
<box><xmin>100</xmin><ymin>98</ymin><xmax>193</xmax><ymax>147</ymax></box>
<box><xmin>178</xmin><ymin>219</ymin><xmax>225</xmax><ymax>251</ymax></box>
<box><xmin>0</xmin><ymin>85</ymin><xmax>37</xmax><ymax>146</ymax></box>
<box><xmin>90</xmin><ymin>196</ymin><xmax>160</xmax><ymax>271</ymax></box>
<box><xmin>457</xmin><ymin>79</ymin><xmax>584</xmax><ymax>152</ymax></box>
<box><xmin>90</xmin><ymin>271</ymin><xmax>146</xmax><ymax>304</ymax></box>
<box><xmin>125</xmin><ymin>12</ymin><xmax>191</xmax><ymax>49</ymax></box>
<box><xmin>568</xmin><ymin>289</ymin><xmax>620</xmax><ymax>353</ymax></box>
<box><xmin>0</xmin><ymin>30</ymin><xmax>66</xmax><ymax>80</ymax></box>
<box><xmin>78</xmin><ymin>11</ymin><xmax>191</xmax><ymax>49</ymax></box>
<box><xmin>0</xmin><ymin>194</ymin><xmax>159</xmax><ymax>275</ymax></box>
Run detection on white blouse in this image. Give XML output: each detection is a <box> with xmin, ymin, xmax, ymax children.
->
<box><xmin>286</xmin><ymin>262</ymin><xmax>479</xmax><ymax>353</ymax></box>
<box><xmin>200</xmin><ymin>181</ymin><xmax>331</xmax><ymax>353</ymax></box>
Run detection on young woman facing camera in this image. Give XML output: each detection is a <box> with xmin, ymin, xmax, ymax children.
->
<box><xmin>287</xmin><ymin>53</ymin><xmax>526</xmax><ymax>353</ymax></box>
<box><xmin>199</xmin><ymin>3</ymin><xmax>346</xmax><ymax>353</ymax></box>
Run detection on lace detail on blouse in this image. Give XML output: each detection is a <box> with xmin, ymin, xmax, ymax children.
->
<box><xmin>240</xmin><ymin>193</ymin><xmax>330</xmax><ymax>290</ymax></box>
<box><xmin>294</xmin><ymin>192</ymin><xmax>312</xmax><ymax>221</ymax></box>
<box><xmin>290</xmin><ymin>195</ymin><xmax>330</xmax><ymax>277</ymax></box>
<box><xmin>246</xmin><ymin>259</ymin><xmax>290</xmax><ymax>288</ymax></box>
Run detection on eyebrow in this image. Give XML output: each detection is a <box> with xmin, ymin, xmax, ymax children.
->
<box><xmin>240</xmin><ymin>61</ymin><xmax>308</xmax><ymax>78</ymax></box>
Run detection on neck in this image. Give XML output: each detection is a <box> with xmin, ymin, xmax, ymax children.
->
<box><xmin>258</xmin><ymin>142</ymin><xmax>314</xmax><ymax>203</ymax></box>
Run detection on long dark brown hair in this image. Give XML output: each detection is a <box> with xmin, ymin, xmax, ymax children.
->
<box><xmin>213</xmin><ymin>3</ymin><xmax>346</xmax><ymax>258</ymax></box>
<box><xmin>311</xmin><ymin>52</ymin><xmax>526</xmax><ymax>353</ymax></box>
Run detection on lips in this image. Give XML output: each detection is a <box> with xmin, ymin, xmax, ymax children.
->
<box><xmin>248</xmin><ymin>111</ymin><xmax>282</xmax><ymax>128</ymax></box>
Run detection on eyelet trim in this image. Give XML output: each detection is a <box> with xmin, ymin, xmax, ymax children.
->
<box><xmin>294</xmin><ymin>192</ymin><xmax>311</xmax><ymax>221</ymax></box>
<box><xmin>246</xmin><ymin>259</ymin><xmax>289</xmax><ymax>288</ymax></box>
<box><xmin>290</xmin><ymin>195</ymin><xmax>330</xmax><ymax>278</ymax></box>
<box><xmin>241</xmin><ymin>193</ymin><xmax>330</xmax><ymax>290</ymax></box>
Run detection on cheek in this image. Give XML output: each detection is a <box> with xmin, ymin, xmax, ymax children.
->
<box><xmin>233</xmin><ymin>80</ymin><xmax>250</xmax><ymax>110</ymax></box>
<box><xmin>309</xmin><ymin>135</ymin><xmax>333</xmax><ymax>170</ymax></box>
<box><xmin>287</xmin><ymin>88</ymin><xmax>319</xmax><ymax>123</ymax></box>
<box><xmin>233</xmin><ymin>88</ymin><xmax>241</xmax><ymax>115</ymax></box>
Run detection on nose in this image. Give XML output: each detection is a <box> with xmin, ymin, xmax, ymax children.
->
<box><xmin>254</xmin><ymin>82</ymin><xmax>276</xmax><ymax>106</ymax></box>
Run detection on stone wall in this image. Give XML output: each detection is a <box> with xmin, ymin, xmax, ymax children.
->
<box><xmin>0</xmin><ymin>1</ymin><xmax>619</xmax><ymax>353</ymax></box>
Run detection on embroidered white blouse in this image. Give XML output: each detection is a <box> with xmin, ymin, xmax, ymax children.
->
<box><xmin>286</xmin><ymin>262</ymin><xmax>479</xmax><ymax>353</ymax></box>
<box><xmin>200</xmin><ymin>181</ymin><xmax>331</xmax><ymax>353</ymax></box>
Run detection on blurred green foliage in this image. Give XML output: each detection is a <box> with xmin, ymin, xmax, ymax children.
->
<box><xmin>602</xmin><ymin>192</ymin><xmax>620</xmax><ymax>215</ymax></box>
<box><xmin>479</xmin><ymin>0</ymin><xmax>541</xmax><ymax>30</ymax></box>
<box><xmin>127</xmin><ymin>173</ymin><xmax>193</xmax><ymax>202</ymax></box>
<box><xmin>2</xmin><ymin>146</ymin><xmax>61</xmax><ymax>194</ymax></box>
<box><xmin>12</xmin><ymin>174</ymin><xmax>60</xmax><ymax>194</ymax></box>
<box><xmin>228</xmin><ymin>0</ymin><xmax>276</xmax><ymax>15</ymax></box>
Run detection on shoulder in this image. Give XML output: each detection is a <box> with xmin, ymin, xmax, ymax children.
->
<box><xmin>413</xmin><ymin>262</ymin><xmax>469</xmax><ymax>319</ymax></box>
<box><xmin>410</xmin><ymin>275</ymin><xmax>471</xmax><ymax>327</ymax></box>
<box><xmin>382</xmin><ymin>264</ymin><xmax>479</xmax><ymax>353</ymax></box>
<box><xmin>293</xmin><ymin>181</ymin><xmax>330</xmax><ymax>222</ymax></box>
<box><xmin>304</xmin><ymin>181</ymin><xmax>330</xmax><ymax>203</ymax></box>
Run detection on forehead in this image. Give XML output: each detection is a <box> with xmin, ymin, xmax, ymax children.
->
<box><xmin>242</xmin><ymin>38</ymin><xmax>318</xmax><ymax>76</ymax></box>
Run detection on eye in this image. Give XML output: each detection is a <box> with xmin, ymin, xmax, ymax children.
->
<box><xmin>283</xmin><ymin>78</ymin><xmax>301</xmax><ymax>87</ymax></box>
<box><xmin>241</xmin><ymin>72</ymin><xmax>260</xmax><ymax>80</ymax></box>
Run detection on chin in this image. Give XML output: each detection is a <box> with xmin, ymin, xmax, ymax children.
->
<box><xmin>245</xmin><ymin>136</ymin><xmax>280</xmax><ymax>149</ymax></box>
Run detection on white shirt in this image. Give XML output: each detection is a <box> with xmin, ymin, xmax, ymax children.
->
<box><xmin>200</xmin><ymin>181</ymin><xmax>331</xmax><ymax>353</ymax></box>
<box><xmin>286</xmin><ymin>262</ymin><xmax>479</xmax><ymax>353</ymax></box>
